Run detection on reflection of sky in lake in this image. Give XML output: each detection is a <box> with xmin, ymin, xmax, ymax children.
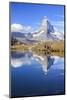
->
<box><xmin>11</xmin><ymin>52</ymin><xmax>64</xmax><ymax>97</ymax></box>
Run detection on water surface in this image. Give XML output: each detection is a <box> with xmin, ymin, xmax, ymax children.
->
<box><xmin>11</xmin><ymin>52</ymin><xmax>64</xmax><ymax>97</ymax></box>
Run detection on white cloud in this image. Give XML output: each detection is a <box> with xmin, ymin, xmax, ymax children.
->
<box><xmin>11</xmin><ymin>23</ymin><xmax>32</xmax><ymax>33</ymax></box>
<box><xmin>24</xmin><ymin>26</ymin><xmax>32</xmax><ymax>32</ymax></box>
<box><xmin>11</xmin><ymin>58</ymin><xmax>32</xmax><ymax>68</ymax></box>
<box><xmin>26</xmin><ymin>26</ymin><xmax>32</xmax><ymax>30</ymax></box>
<box><xmin>11</xmin><ymin>23</ymin><xmax>24</xmax><ymax>32</ymax></box>
<box><xmin>11</xmin><ymin>58</ymin><xmax>24</xmax><ymax>68</ymax></box>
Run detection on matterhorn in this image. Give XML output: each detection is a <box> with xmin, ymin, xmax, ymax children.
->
<box><xmin>31</xmin><ymin>16</ymin><xmax>64</xmax><ymax>41</ymax></box>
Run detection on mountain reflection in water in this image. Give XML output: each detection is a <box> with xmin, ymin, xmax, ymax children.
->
<box><xmin>11</xmin><ymin>51</ymin><xmax>62</xmax><ymax>73</ymax></box>
<box><xmin>11</xmin><ymin>51</ymin><xmax>64</xmax><ymax>97</ymax></box>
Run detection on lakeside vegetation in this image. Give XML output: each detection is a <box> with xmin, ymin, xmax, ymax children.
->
<box><xmin>11</xmin><ymin>40</ymin><xmax>64</xmax><ymax>57</ymax></box>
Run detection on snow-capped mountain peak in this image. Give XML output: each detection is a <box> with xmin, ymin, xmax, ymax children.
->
<box><xmin>32</xmin><ymin>16</ymin><xmax>64</xmax><ymax>41</ymax></box>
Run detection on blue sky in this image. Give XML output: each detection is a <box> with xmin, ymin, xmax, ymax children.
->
<box><xmin>10</xmin><ymin>2</ymin><xmax>64</xmax><ymax>33</ymax></box>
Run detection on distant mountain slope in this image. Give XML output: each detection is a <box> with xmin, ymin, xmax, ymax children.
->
<box><xmin>11</xmin><ymin>32</ymin><xmax>26</xmax><ymax>38</ymax></box>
